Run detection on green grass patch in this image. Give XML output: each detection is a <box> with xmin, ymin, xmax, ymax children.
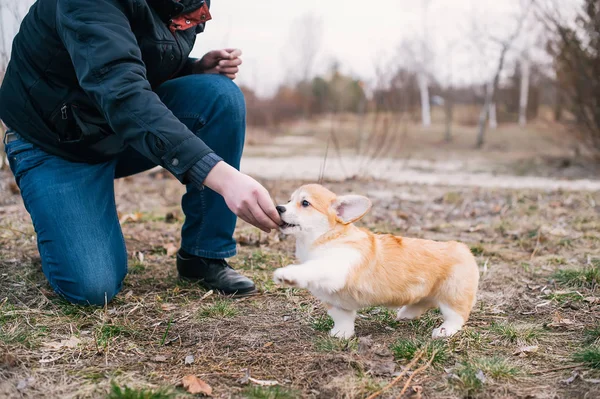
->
<box><xmin>408</xmin><ymin>310</ymin><xmax>442</xmax><ymax>332</ymax></box>
<box><xmin>453</xmin><ymin>357</ymin><xmax>520</xmax><ymax>395</ymax></box>
<box><xmin>314</xmin><ymin>336</ymin><xmax>358</xmax><ymax>353</ymax></box>
<box><xmin>198</xmin><ymin>300</ymin><xmax>238</xmax><ymax>319</ymax></box>
<box><xmin>585</xmin><ymin>327</ymin><xmax>600</xmax><ymax>344</ymax></box>
<box><xmin>309</xmin><ymin>314</ymin><xmax>334</xmax><ymax>332</ymax></box>
<box><xmin>242</xmin><ymin>385</ymin><xmax>300</xmax><ymax>399</ymax></box>
<box><xmin>107</xmin><ymin>383</ymin><xmax>173</xmax><ymax>399</ymax></box>
<box><xmin>361</xmin><ymin>307</ymin><xmax>400</xmax><ymax>329</ymax></box>
<box><xmin>391</xmin><ymin>338</ymin><xmax>448</xmax><ymax>367</ymax></box>
<box><xmin>470</xmin><ymin>244</ymin><xmax>485</xmax><ymax>257</ymax></box>
<box><xmin>573</xmin><ymin>346</ymin><xmax>600</xmax><ymax>369</ymax></box>
<box><xmin>488</xmin><ymin>321</ymin><xmax>542</xmax><ymax>343</ymax></box>
<box><xmin>95</xmin><ymin>324</ymin><xmax>133</xmax><ymax>348</ymax></box>
<box><xmin>553</xmin><ymin>263</ymin><xmax>600</xmax><ymax>289</ymax></box>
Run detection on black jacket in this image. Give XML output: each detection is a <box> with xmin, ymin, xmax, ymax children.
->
<box><xmin>0</xmin><ymin>0</ymin><xmax>221</xmax><ymax>185</ymax></box>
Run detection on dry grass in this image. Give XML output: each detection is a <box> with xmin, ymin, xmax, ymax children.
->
<box><xmin>1</xmin><ymin>151</ymin><xmax>600</xmax><ymax>397</ymax></box>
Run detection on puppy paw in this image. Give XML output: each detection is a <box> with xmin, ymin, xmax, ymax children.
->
<box><xmin>330</xmin><ymin>327</ymin><xmax>355</xmax><ymax>339</ymax></box>
<box><xmin>396</xmin><ymin>306</ymin><xmax>423</xmax><ymax>321</ymax></box>
<box><xmin>273</xmin><ymin>268</ymin><xmax>301</xmax><ymax>287</ymax></box>
<box><xmin>431</xmin><ymin>325</ymin><xmax>461</xmax><ymax>339</ymax></box>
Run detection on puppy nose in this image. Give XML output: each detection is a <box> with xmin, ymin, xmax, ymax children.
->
<box><xmin>276</xmin><ymin>206</ymin><xmax>286</xmax><ymax>214</ymax></box>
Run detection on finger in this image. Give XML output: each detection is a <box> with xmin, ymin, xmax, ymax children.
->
<box><xmin>217</xmin><ymin>67</ymin><xmax>239</xmax><ymax>75</ymax></box>
<box><xmin>216</xmin><ymin>49</ymin><xmax>232</xmax><ymax>59</ymax></box>
<box><xmin>248</xmin><ymin>200</ymin><xmax>278</xmax><ymax>232</ymax></box>
<box><xmin>238</xmin><ymin>209</ymin><xmax>265</xmax><ymax>232</ymax></box>
<box><xmin>218</xmin><ymin>58</ymin><xmax>242</xmax><ymax>68</ymax></box>
<box><xmin>224</xmin><ymin>73</ymin><xmax>237</xmax><ymax>80</ymax></box>
<box><xmin>224</xmin><ymin>48</ymin><xmax>242</xmax><ymax>59</ymax></box>
<box><xmin>257</xmin><ymin>190</ymin><xmax>281</xmax><ymax>226</ymax></box>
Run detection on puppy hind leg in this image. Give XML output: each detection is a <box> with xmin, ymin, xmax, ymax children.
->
<box><xmin>432</xmin><ymin>303</ymin><xmax>465</xmax><ymax>339</ymax></box>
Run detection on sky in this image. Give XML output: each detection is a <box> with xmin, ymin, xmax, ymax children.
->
<box><xmin>194</xmin><ymin>0</ymin><xmax>535</xmax><ymax>96</ymax></box>
<box><xmin>1</xmin><ymin>0</ymin><xmax>581</xmax><ymax>97</ymax></box>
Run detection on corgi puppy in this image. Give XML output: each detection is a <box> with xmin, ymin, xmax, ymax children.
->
<box><xmin>273</xmin><ymin>184</ymin><xmax>479</xmax><ymax>339</ymax></box>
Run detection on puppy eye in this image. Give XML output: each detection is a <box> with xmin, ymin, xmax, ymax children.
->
<box><xmin>301</xmin><ymin>200</ymin><xmax>310</xmax><ymax>207</ymax></box>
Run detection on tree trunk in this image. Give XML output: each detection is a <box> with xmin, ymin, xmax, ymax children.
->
<box><xmin>418</xmin><ymin>72</ymin><xmax>431</xmax><ymax>128</ymax></box>
<box><xmin>519</xmin><ymin>57</ymin><xmax>530</xmax><ymax>127</ymax></box>
<box><xmin>444</xmin><ymin>89</ymin><xmax>453</xmax><ymax>142</ymax></box>
<box><xmin>489</xmin><ymin>102</ymin><xmax>498</xmax><ymax>129</ymax></box>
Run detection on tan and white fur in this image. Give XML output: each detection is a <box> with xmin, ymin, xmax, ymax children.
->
<box><xmin>273</xmin><ymin>184</ymin><xmax>479</xmax><ymax>339</ymax></box>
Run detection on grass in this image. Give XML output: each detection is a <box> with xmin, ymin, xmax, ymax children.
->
<box><xmin>314</xmin><ymin>336</ymin><xmax>358</xmax><ymax>353</ymax></box>
<box><xmin>96</xmin><ymin>324</ymin><xmax>133</xmax><ymax>348</ymax></box>
<box><xmin>198</xmin><ymin>299</ymin><xmax>239</xmax><ymax>319</ymax></box>
<box><xmin>488</xmin><ymin>321</ymin><xmax>542</xmax><ymax>343</ymax></box>
<box><xmin>391</xmin><ymin>338</ymin><xmax>449</xmax><ymax>367</ymax></box>
<box><xmin>585</xmin><ymin>327</ymin><xmax>600</xmax><ymax>344</ymax></box>
<box><xmin>242</xmin><ymin>385</ymin><xmax>300</xmax><ymax>399</ymax></box>
<box><xmin>553</xmin><ymin>263</ymin><xmax>600</xmax><ymax>288</ymax></box>
<box><xmin>1</xmin><ymin>164</ymin><xmax>600</xmax><ymax>398</ymax></box>
<box><xmin>573</xmin><ymin>346</ymin><xmax>600</xmax><ymax>369</ymax></box>
<box><xmin>107</xmin><ymin>383</ymin><xmax>174</xmax><ymax>399</ymax></box>
<box><xmin>453</xmin><ymin>357</ymin><xmax>520</xmax><ymax>395</ymax></box>
<box><xmin>309</xmin><ymin>314</ymin><xmax>334</xmax><ymax>332</ymax></box>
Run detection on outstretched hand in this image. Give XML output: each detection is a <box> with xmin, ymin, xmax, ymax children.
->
<box><xmin>203</xmin><ymin>161</ymin><xmax>281</xmax><ymax>233</ymax></box>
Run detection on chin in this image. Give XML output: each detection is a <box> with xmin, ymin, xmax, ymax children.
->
<box><xmin>279</xmin><ymin>223</ymin><xmax>301</xmax><ymax>235</ymax></box>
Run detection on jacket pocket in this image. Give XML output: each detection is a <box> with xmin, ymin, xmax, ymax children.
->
<box><xmin>48</xmin><ymin>94</ymin><xmax>113</xmax><ymax>144</ymax></box>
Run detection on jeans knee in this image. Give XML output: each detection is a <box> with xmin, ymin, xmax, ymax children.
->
<box><xmin>50</xmin><ymin>257</ymin><xmax>127</xmax><ymax>306</ymax></box>
<box><xmin>214</xmin><ymin>77</ymin><xmax>246</xmax><ymax>126</ymax></box>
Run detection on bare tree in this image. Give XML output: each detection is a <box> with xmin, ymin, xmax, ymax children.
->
<box><xmin>475</xmin><ymin>0</ymin><xmax>533</xmax><ymax>148</ymax></box>
<box><xmin>518</xmin><ymin>55</ymin><xmax>531</xmax><ymax>127</ymax></box>
<box><xmin>1</xmin><ymin>1</ymin><xmax>34</xmax><ymax>169</ymax></box>
<box><xmin>418</xmin><ymin>0</ymin><xmax>434</xmax><ymax>128</ymax></box>
<box><xmin>281</xmin><ymin>13</ymin><xmax>323</xmax><ymax>119</ymax></box>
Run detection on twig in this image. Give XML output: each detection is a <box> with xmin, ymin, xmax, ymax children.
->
<box><xmin>530</xmin><ymin>363</ymin><xmax>584</xmax><ymax>375</ymax></box>
<box><xmin>397</xmin><ymin>350</ymin><xmax>438</xmax><ymax>398</ymax></box>
<box><xmin>365</xmin><ymin>349</ymin><xmax>425</xmax><ymax>399</ymax></box>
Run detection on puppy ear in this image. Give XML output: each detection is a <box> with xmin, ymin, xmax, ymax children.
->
<box><xmin>332</xmin><ymin>195</ymin><xmax>372</xmax><ymax>224</ymax></box>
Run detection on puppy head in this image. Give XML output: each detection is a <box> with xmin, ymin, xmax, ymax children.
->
<box><xmin>276</xmin><ymin>184</ymin><xmax>372</xmax><ymax>237</ymax></box>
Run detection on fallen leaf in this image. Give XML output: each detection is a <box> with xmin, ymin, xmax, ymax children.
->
<box><xmin>584</xmin><ymin>296</ymin><xmax>598</xmax><ymax>304</ymax></box>
<box><xmin>263</xmin><ymin>342</ymin><xmax>274</xmax><ymax>348</ymax></box>
<box><xmin>549</xmin><ymin>312</ymin><xmax>576</xmax><ymax>328</ymax></box>
<box><xmin>184</xmin><ymin>355</ymin><xmax>194</xmax><ymax>365</ymax></box>
<box><xmin>42</xmin><ymin>336</ymin><xmax>80</xmax><ymax>350</ymax></box>
<box><xmin>584</xmin><ymin>378</ymin><xmax>600</xmax><ymax>384</ymax></box>
<box><xmin>160</xmin><ymin>303</ymin><xmax>178</xmax><ymax>312</ymax></box>
<box><xmin>137</xmin><ymin>251</ymin><xmax>144</xmax><ymax>263</ymax></box>
<box><xmin>119</xmin><ymin>212</ymin><xmax>143</xmax><ymax>224</ymax></box>
<box><xmin>164</xmin><ymin>243</ymin><xmax>178</xmax><ymax>257</ymax></box>
<box><xmin>9</xmin><ymin>182</ymin><xmax>20</xmax><ymax>195</ymax></box>
<box><xmin>513</xmin><ymin>345</ymin><xmax>539</xmax><ymax>356</ymax></box>
<box><xmin>152</xmin><ymin>355</ymin><xmax>167</xmax><ymax>363</ymax></box>
<box><xmin>182</xmin><ymin>375</ymin><xmax>212</xmax><ymax>396</ymax></box>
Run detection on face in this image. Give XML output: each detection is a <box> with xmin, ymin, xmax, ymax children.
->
<box><xmin>276</xmin><ymin>185</ymin><xmax>336</xmax><ymax>236</ymax></box>
<box><xmin>276</xmin><ymin>184</ymin><xmax>372</xmax><ymax>237</ymax></box>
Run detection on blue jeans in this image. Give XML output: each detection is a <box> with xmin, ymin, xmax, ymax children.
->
<box><xmin>4</xmin><ymin>74</ymin><xmax>245</xmax><ymax>305</ymax></box>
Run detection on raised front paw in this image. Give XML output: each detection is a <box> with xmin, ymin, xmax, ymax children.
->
<box><xmin>273</xmin><ymin>267</ymin><xmax>301</xmax><ymax>288</ymax></box>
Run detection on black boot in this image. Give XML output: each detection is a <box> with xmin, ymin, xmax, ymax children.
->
<box><xmin>176</xmin><ymin>250</ymin><xmax>257</xmax><ymax>296</ymax></box>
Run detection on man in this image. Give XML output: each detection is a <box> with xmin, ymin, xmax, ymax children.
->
<box><xmin>0</xmin><ymin>0</ymin><xmax>281</xmax><ymax>305</ymax></box>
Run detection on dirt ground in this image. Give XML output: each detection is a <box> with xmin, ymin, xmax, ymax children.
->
<box><xmin>1</xmin><ymin>121</ymin><xmax>600</xmax><ymax>398</ymax></box>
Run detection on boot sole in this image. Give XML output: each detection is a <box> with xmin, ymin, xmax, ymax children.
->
<box><xmin>178</xmin><ymin>276</ymin><xmax>259</xmax><ymax>297</ymax></box>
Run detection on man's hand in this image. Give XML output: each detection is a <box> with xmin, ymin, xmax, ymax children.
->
<box><xmin>194</xmin><ymin>48</ymin><xmax>242</xmax><ymax>80</ymax></box>
<box><xmin>203</xmin><ymin>161</ymin><xmax>281</xmax><ymax>233</ymax></box>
